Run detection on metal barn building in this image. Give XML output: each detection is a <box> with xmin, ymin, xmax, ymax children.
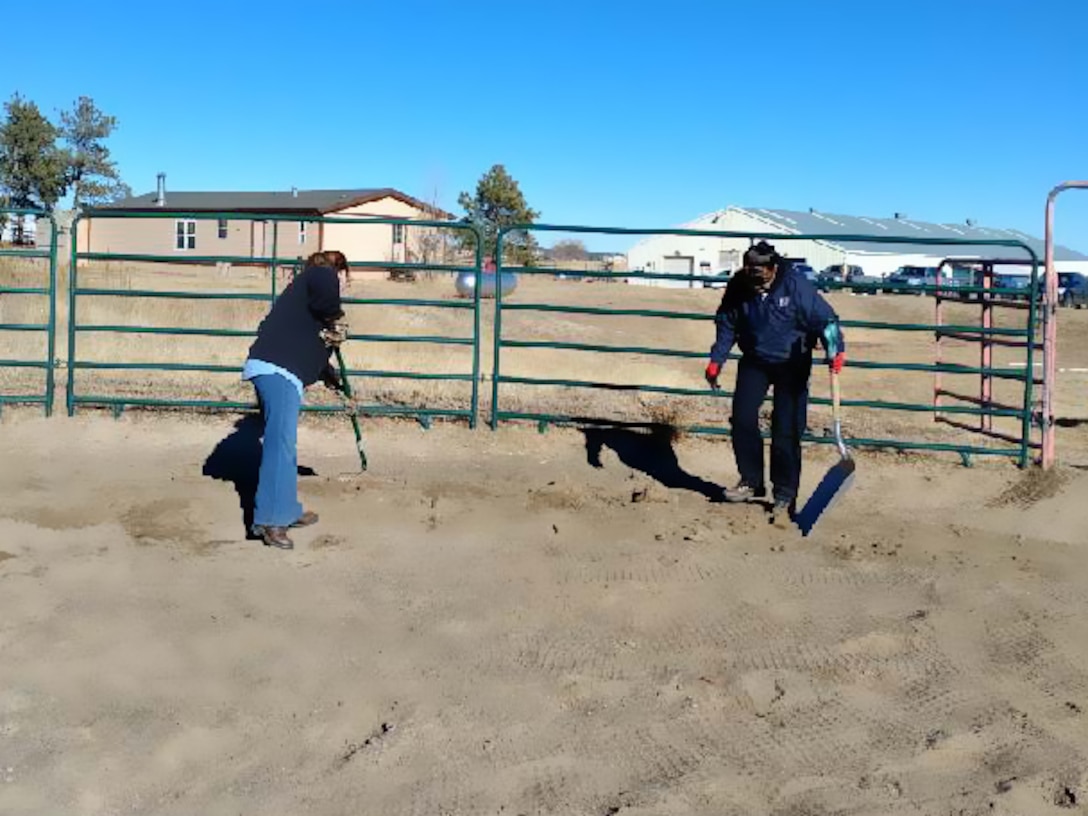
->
<box><xmin>625</xmin><ymin>206</ymin><xmax>1088</xmax><ymax>286</ymax></box>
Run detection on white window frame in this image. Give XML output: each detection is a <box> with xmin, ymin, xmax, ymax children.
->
<box><xmin>392</xmin><ymin>222</ymin><xmax>405</xmax><ymax>245</ymax></box>
<box><xmin>175</xmin><ymin>219</ymin><xmax>196</xmax><ymax>251</ymax></box>
<box><xmin>299</xmin><ymin>221</ymin><xmax>308</xmax><ymax>245</ymax></box>
<box><xmin>217</xmin><ymin>219</ymin><xmax>228</xmax><ymax>240</ymax></box>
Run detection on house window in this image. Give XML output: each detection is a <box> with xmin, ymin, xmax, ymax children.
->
<box><xmin>175</xmin><ymin>220</ymin><xmax>196</xmax><ymax>250</ymax></box>
<box><xmin>299</xmin><ymin>222</ymin><xmax>307</xmax><ymax>245</ymax></box>
<box><xmin>393</xmin><ymin>223</ymin><xmax>405</xmax><ymax>245</ymax></box>
<box><xmin>217</xmin><ymin>219</ymin><xmax>228</xmax><ymax>239</ymax></box>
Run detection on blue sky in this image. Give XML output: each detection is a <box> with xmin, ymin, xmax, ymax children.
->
<box><xmin>4</xmin><ymin>0</ymin><xmax>1086</xmax><ymax>252</ymax></box>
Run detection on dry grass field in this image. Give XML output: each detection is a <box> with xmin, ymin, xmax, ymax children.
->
<box><xmin>4</xmin><ymin>255</ymin><xmax>1087</xmax><ymax>461</ymax></box>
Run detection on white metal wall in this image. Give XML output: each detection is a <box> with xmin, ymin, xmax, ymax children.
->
<box><xmin>625</xmin><ymin>207</ymin><xmax>848</xmax><ymax>285</ymax></box>
<box><xmin>624</xmin><ymin>206</ymin><xmax>1088</xmax><ymax>285</ymax></box>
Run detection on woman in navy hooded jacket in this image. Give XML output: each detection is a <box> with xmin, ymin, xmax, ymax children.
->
<box><xmin>242</xmin><ymin>250</ymin><xmax>350</xmax><ymax>550</ymax></box>
<box><xmin>704</xmin><ymin>241</ymin><xmax>845</xmax><ymax>527</ymax></box>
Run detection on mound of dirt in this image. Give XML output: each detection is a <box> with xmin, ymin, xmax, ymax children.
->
<box><xmin>988</xmin><ymin>467</ymin><xmax>1072</xmax><ymax>508</ymax></box>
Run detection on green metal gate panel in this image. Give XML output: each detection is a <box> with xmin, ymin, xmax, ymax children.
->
<box><xmin>490</xmin><ymin>224</ymin><xmax>1040</xmax><ymax>467</ymax></box>
<box><xmin>0</xmin><ymin>208</ymin><xmax>58</xmax><ymax>415</ymax></box>
<box><xmin>67</xmin><ymin>211</ymin><xmax>484</xmax><ymax>426</ymax></box>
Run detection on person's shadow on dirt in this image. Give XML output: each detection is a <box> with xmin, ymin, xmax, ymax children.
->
<box><xmin>202</xmin><ymin>415</ymin><xmax>316</xmax><ymax>539</ymax></box>
<box><xmin>581</xmin><ymin>424</ymin><xmax>723</xmax><ymax>501</ymax></box>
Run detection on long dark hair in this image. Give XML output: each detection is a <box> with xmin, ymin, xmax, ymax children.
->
<box><xmin>305</xmin><ymin>250</ymin><xmax>350</xmax><ymax>281</ymax></box>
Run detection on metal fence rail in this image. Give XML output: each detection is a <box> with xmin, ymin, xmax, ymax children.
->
<box><xmin>491</xmin><ymin>223</ymin><xmax>1040</xmax><ymax>466</ymax></box>
<box><xmin>67</xmin><ymin>211</ymin><xmax>484</xmax><ymax>426</ymax></box>
<box><xmin>0</xmin><ymin>208</ymin><xmax>58</xmax><ymax>415</ymax></box>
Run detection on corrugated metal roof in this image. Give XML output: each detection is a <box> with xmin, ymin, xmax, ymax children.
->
<box><xmin>735</xmin><ymin>207</ymin><xmax>1087</xmax><ymax>262</ymax></box>
<box><xmin>91</xmin><ymin>188</ymin><xmax>450</xmax><ymax>217</ymax></box>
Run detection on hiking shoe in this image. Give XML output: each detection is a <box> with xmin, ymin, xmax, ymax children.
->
<box><xmin>770</xmin><ymin>499</ymin><xmax>796</xmax><ymax>530</ymax></box>
<box><xmin>254</xmin><ymin>525</ymin><xmax>294</xmax><ymax>550</ymax></box>
<box><xmin>721</xmin><ymin>482</ymin><xmax>767</xmax><ymax>503</ymax></box>
<box><xmin>290</xmin><ymin>510</ymin><xmax>319</xmax><ymax>528</ymax></box>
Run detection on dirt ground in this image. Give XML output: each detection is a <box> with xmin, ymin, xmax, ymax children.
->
<box><xmin>2</xmin><ymin>410</ymin><xmax>1088</xmax><ymax>816</ymax></box>
<box><xmin>3</xmin><ymin>256</ymin><xmax>1088</xmax><ymax>813</ymax></box>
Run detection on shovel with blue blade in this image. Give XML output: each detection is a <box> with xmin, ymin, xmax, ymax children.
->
<box><xmin>795</xmin><ymin>323</ymin><xmax>855</xmax><ymax>536</ymax></box>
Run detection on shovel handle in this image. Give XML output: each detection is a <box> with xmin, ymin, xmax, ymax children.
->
<box><xmin>830</xmin><ymin>368</ymin><xmax>841</xmax><ymax>423</ymax></box>
<box><xmin>829</xmin><ymin>367</ymin><xmax>849</xmax><ymax>460</ymax></box>
<box><xmin>335</xmin><ymin>347</ymin><xmax>368</xmax><ymax>472</ymax></box>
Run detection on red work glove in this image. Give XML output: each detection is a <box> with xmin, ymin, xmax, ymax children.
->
<box><xmin>705</xmin><ymin>360</ymin><xmax>722</xmax><ymax>390</ymax></box>
<box><xmin>829</xmin><ymin>352</ymin><xmax>845</xmax><ymax>374</ymax></box>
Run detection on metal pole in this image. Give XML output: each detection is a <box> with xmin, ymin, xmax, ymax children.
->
<box><xmin>45</xmin><ymin>213</ymin><xmax>58</xmax><ymax>416</ymax></box>
<box><xmin>66</xmin><ymin>216</ymin><xmax>81</xmax><ymax>416</ymax></box>
<box><xmin>490</xmin><ymin>232</ymin><xmax>506</xmax><ymax>430</ymax></box>
<box><xmin>469</xmin><ymin>226</ymin><xmax>483</xmax><ymax>429</ymax></box>
<box><xmin>980</xmin><ymin>263</ymin><xmax>993</xmax><ymax>433</ymax></box>
<box><xmin>934</xmin><ymin>261</ymin><xmax>946</xmax><ymax>420</ymax></box>
<box><xmin>1042</xmin><ymin>181</ymin><xmax>1088</xmax><ymax>468</ymax></box>
<box><xmin>270</xmin><ymin>221</ymin><xmax>279</xmax><ymax>299</ymax></box>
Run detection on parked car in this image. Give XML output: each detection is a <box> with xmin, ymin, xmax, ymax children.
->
<box><xmin>993</xmin><ymin>273</ymin><xmax>1033</xmax><ymax>300</ymax></box>
<box><xmin>788</xmin><ymin>261</ymin><xmax>817</xmax><ymax>283</ymax></box>
<box><xmin>884</xmin><ymin>265</ymin><xmax>979</xmax><ymax>295</ymax></box>
<box><xmin>818</xmin><ymin>264</ymin><xmax>880</xmax><ymax>292</ymax></box>
<box><xmin>939</xmin><ymin>265</ymin><xmax>986</xmax><ymax>300</ymax></box>
<box><xmin>701</xmin><ymin>269</ymin><xmax>733</xmax><ymax>289</ymax></box>
<box><xmin>1059</xmin><ymin>272</ymin><xmax>1088</xmax><ymax>308</ymax></box>
<box><xmin>885</xmin><ymin>265</ymin><xmax>930</xmax><ymax>293</ymax></box>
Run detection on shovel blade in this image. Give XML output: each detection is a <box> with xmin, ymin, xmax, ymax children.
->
<box><xmin>796</xmin><ymin>457</ymin><xmax>856</xmax><ymax>536</ymax></box>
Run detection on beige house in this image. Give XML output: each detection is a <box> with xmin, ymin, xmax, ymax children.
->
<box><xmin>79</xmin><ymin>180</ymin><xmax>453</xmax><ymax>277</ymax></box>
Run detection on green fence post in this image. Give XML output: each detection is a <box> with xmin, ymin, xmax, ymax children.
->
<box><xmin>469</xmin><ymin>224</ymin><xmax>483</xmax><ymax>429</ymax></box>
<box><xmin>66</xmin><ymin>215</ymin><xmax>80</xmax><ymax>416</ymax></box>
<box><xmin>1022</xmin><ymin>251</ymin><xmax>1040</xmax><ymax>468</ymax></box>
<box><xmin>490</xmin><ymin>229</ymin><xmax>507</xmax><ymax>430</ymax></box>
<box><xmin>270</xmin><ymin>221</ymin><xmax>279</xmax><ymax>299</ymax></box>
<box><xmin>45</xmin><ymin>213</ymin><xmax>58</xmax><ymax>416</ymax></box>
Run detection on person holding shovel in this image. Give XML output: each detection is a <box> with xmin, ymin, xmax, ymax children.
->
<box><xmin>704</xmin><ymin>241</ymin><xmax>845</xmax><ymax>528</ymax></box>
<box><xmin>242</xmin><ymin>250</ymin><xmax>351</xmax><ymax>549</ymax></box>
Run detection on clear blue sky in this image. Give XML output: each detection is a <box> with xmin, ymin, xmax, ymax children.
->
<box><xmin>4</xmin><ymin>0</ymin><xmax>1086</xmax><ymax>252</ymax></box>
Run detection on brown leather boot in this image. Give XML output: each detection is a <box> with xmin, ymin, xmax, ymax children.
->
<box><xmin>290</xmin><ymin>510</ymin><xmax>319</xmax><ymax>528</ymax></box>
<box><xmin>254</xmin><ymin>525</ymin><xmax>294</xmax><ymax>550</ymax></box>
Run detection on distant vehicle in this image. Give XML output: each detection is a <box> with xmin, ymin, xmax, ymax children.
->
<box><xmin>818</xmin><ymin>264</ymin><xmax>861</xmax><ymax>284</ymax></box>
<box><xmin>788</xmin><ymin>261</ymin><xmax>817</xmax><ymax>282</ymax></box>
<box><xmin>1059</xmin><ymin>272</ymin><xmax>1088</xmax><ymax>308</ymax></box>
<box><xmin>884</xmin><ymin>265</ymin><xmax>978</xmax><ymax>295</ymax></box>
<box><xmin>993</xmin><ymin>273</ymin><xmax>1033</xmax><ymax>301</ymax></box>
<box><xmin>940</xmin><ymin>265</ymin><xmax>986</xmax><ymax>300</ymax></box>
<box><xmin>885</xmin><ymin>265</ymin><xmax>930</xmax><ymax>293</ymax></box>
<box><xmin>701</xmin><ymin>269</ymin><xmax>733</xmax><ymax>289</ymax></box>
<box><xmin>818</xmin><ymin>264</ymin><xmax>880</xmax><ymax>292</ymax></box>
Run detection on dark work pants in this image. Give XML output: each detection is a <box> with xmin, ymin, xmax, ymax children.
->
<box><xmin>730</xmin><ymin>356</ymin><xmax>812</xmax><ymax>503</ymax></box>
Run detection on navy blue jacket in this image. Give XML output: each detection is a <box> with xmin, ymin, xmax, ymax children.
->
<box><xmin>247</xmin><ymin>265</ymin><xmax>343</xmax><ymax>387</ymax></box>
<box><xmin>710</xmin><ymin>266</ymin><xmax>844</xmax><ymax>366</ymax></box>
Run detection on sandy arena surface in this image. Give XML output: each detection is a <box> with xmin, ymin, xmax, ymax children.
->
<box><xmin>2</xmin><ymin>409</ymin><xmax>1087</xmax><ymax>815</ymax></box>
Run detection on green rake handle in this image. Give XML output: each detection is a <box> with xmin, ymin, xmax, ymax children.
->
<box><xmin>335</xmin><ymin>347</ymin><xmax>367</xmax><ymax>471</ymax></box>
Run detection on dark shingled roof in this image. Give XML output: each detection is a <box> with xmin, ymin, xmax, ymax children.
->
<box><xmin>91</xmin><ymin>188</ymin><xmax>452</xmax><ymax>218</ymax></box>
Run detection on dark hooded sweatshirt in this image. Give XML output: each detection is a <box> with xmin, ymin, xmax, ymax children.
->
<box><xmin>246</xmin><ymin>264</ymin><xmax>344</xmax><ymax>387</ymax></box>
<box><xmin>710</xmin><ymin>264</ymin><xmax>844</xmax><ymax>366</ymax></box>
